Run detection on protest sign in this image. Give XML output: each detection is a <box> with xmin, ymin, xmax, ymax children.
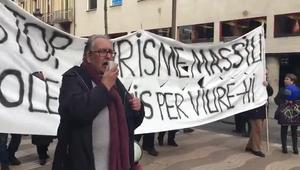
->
<box><xmin>114</xmin><ymin>28</ymin><xmax>267</xmax><ymax>134</ymax></box>
<box><xmin>0</xmin><ymin>0</ymin><xmax>85</xmax><ymax>135</ymax></box>
<box><xmin>0</xmin><ymin>0</ymin><xmax>267</xmax><ymax>135</ymax></box>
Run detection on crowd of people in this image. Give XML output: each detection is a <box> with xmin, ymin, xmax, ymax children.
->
<box><xmin>0</xmin><ymin>134</ymin><xmax>53</xmax><ymax>170</ymax></box>
<box><xmin>233</xmin><ymin>72</ymin><xmax>300</xmax><ymax>157</ymax></box>
<box><xmin>0</xmin><ymin>34</ymin><xmax>299</xmax><ymax>170</ymax></box>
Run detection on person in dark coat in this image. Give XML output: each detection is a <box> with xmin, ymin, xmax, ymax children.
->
<box><xmin>135</xmin><ymin>133</ymin><xmax>158</xmax><ymax>156</ymax></box>
<box><xmin>52</xmin><ymin>35</ymin><xmax>145</xmax><ymax>170</ymax></box>
<box><xmin>0</xmin><ymin>133</ymin><xmax>22</xmax><ymax>170</ymax></box>
<box><xmin>7</xmin><ymin>134</ymin><xmax>22</xmax><ymax>166</ymax></box>
<box><xmin>0</xmin><ymin>133</ymin><xmax>10</xmax><ymax>170</ymax></box>
<box><xmin>158</xmin><ymin>130</ymin><xmax>179</xmax><ymax>147</ymax></box>
<box><xmin>30</xmin><ymin>72</ymin><xmax>55</xmax><ymax>165</ymax></box>
<box><xmin>32</xmin><ymin>135</ymin><xmax>53</xmax><ymax>165</ymax></box>
<box><xmin>233</xmin><ymin>112</ymin><xmax>250</xmax><ymax>137</ymax></box>
<box><xmin>245</xmin><ymin>72</ymin><xmax>273</xmax><ymax>158</ymax></box>
<box><xmin>274</xmin><ymin>73</ymin><xmax>300</xmax><ymax>154</ymax></box>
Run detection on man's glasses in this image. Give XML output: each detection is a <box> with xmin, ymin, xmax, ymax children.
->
<box><xmin>90</xmin><ymin>49</ymin><xmax>116</xmax><ymax>57</ymax></box>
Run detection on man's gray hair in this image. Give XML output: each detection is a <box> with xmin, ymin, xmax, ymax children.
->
<box><xmin>83</xmin><ymin>34</ymin><xmax>110</xmax><ymax>56</ymax></box>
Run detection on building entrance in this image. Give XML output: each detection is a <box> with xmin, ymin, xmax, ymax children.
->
<box><xmin>279</xmin><ymin>53</ymin><xmax>300</xmax><ymax>88</ymax></box>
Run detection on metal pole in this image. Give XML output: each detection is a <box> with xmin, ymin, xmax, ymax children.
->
<box><xmin>104</xmin><ymin>0</ymin><xmax>108</xmax><ymax>35</ymax></box>
<box><xmin>47</xmin><ymin>0</ymin><xmax>50</xmax><ymax>23</ymax></box>
<box><xmin>73</xmin><ymin>0</ymin><xmax>76</xmax><ymax>35</ymax></box>
<box><xmin>171</xmin><ymin>0</ymin><xmax>177</xmax><ymax>39</ymax></box>
<box><xmin>261</xmin><ymin>33</ymin><xmax>269</xmax><ymax>153</ymax></box>
<box><xmin>265</xmin><ymin>104</ymin><xmax>270</xmax><ymax>152</ymax></box>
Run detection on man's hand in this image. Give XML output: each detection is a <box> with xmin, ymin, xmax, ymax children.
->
<box><xmin>130</xmin><ymin>96</ymin><xmax>141</xmax><ymax>111</ymax></box>
<box><xmin>101</xmin><ymin>65</ymin><xmax>118</xmax><ymax>90</ymax></box>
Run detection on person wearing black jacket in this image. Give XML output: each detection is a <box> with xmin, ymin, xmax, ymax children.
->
<box><xmin>52</xmin><ymin>35</ymin><xmax>145</xmax><ymax>170</ymax></box>
<box><xmin>32</xmin><ymin>135</ymin><xmax>53</xmax><ymax>165</ymax></box>
<box><xmin>245</xmin><ymin>77</ymin><xmax>273</xmax><ymax>157</ymax></box>
<box><xmin>274</xmin><ymin>73</ymin><xmax>300</xmax><ymax>154</ymax></box>
<box><xmin>0</xmin><ymin>133</ymin><xmax>22</xmax><ymax>170</ymax></box>
<box><xmin>30</xmin><ymin>72</ymin><xmax>55</xmax><ymax>166</ymax></box>
<box><xmin>135</xmin><ymin>133</ymin><xmax>158</xmax><ymax>156</ymax></box>
<box><xmin>158</xmin><ymin>130</ymin><xmax>179</xmax><ymax>147</ymax></box>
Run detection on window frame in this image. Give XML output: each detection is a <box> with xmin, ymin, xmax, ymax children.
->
<box><xmin>87</xmin><ymin>0</ymin><xmax>97</xmax><ymax>11</ymax></box>
<box><xmin>274</xmin><ymin>13</ymin><xmax>300</xmax><ymax>38</ymax></box>
<box><xmin>220</xmin><ymin>17</ymin><xmax>266</xmax><ymax>42</ymax></box>
<box><xmin>177</xmin><ymin>23</ymin><xmax>214</xmax><ymax>43</ymax></box>
<box><xmin>147</xmin><ymin>27</ymin><xmax>172</xmax><ymax>38</ymax></box>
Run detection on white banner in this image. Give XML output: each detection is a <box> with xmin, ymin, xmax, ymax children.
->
<box><xmin>115</xmin><ymin>28</ymin><xmax>267</xmax><ymax>134</ymax></box>
<box><xmin>0</xmin><ymin>0</ymin><xmax>267</xmax><ymax>135</ymax></box>
<box><xmin>0</xmin><ymin>0</ymin><xmax>86</xmax><ymax>135</ymax></box>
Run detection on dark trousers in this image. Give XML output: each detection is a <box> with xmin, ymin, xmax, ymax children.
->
<box><xmin>135</xmin><ymin>133</ymin><xmax>155</xmax><ymax>150</ymax></box>
<box><xmin>7</xmin><ymin>134</ymin><xmax>22</xmax><ymax>160</ymax></box>
<box><xmin>0</xmin><ymin>134</ymin><xmax>9</xmax><ymax>165</ymax></box>
<box><xmin>36</xmin><ymin>144</ymin><xmax>49</xmax><ymax>159</ymax></box>
<box><xmin>158</xmin><ymin>130</ymin><xmax>178</xmax><ymax>143</ymax></box>
<box><xmin>281</xmin><ymin>125</ymin><xmax>298</xmax><ymax>150</ymax></box>
<box><xmin>234</xmin><ymin>113</ymin><xmax>249</xmax><ymax>133</ymax></box>
<box><xmin>0</xmin><ymin>134</ymin><xmax>21</xmax><ymax>165</ymax></box>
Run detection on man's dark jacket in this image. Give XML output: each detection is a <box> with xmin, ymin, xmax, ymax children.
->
<box><xmin>52</xmin><ymin>66</ymin><xmax>145</xmax><ymax>170</ymax></box>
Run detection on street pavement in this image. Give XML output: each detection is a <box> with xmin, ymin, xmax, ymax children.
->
<box><xmin>141</xmin><ymin>129</ymin><xmax>300</xmax><ymax>170</ymax></box>
<box><xmin>7</xmin><ymin>102</ymin><xmax>300</xmax><ymax>170</ymax></box>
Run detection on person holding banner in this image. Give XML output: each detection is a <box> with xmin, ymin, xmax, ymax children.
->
<box><xmin>52</xmin><ymin>35</ymin><xmax>145</xmax><ymax>170</ymax></box>
<box><xmin>30</xmin><ymin>72</ymin><xmax>55</xmax><ymax>165</ymax></box>
<box><xmin>0</xmin><ymin>134</ymin><xmax>22</xmax><ymax>170</ymax></box>
<box><xmin>158</xmin><ymin>130</ymin><xmax>178</xmax><ymax>147</ymax></box>
<box><xmin>274</xmin><ymin>73</ymin><xmax>300</xmax><ymax>154</ymax></box>
<box><xmin>245</xmin><ymin>73</ymin><xmax>273</xmax><ymax>157</ymax></box>
<box><xmin>0</xmin><ymin>134</ymin><xmax>9</xmax><ymax>170</ymax></box>
<box><xmin>135</xmin><ymin>133</ymin><xmax>158</xmax><ymax>156</ymax></box>
<box><xmin>233</xmin><ymin>112</ymin><xmax>250</xmax><ymax>137</ymax></box>
<box><xmin>32</xmin><ymin>135</ymin><xmax>53</xmax><ymax>165</ymax></box>
<box><xmin>6</xmin><ymin>134</ymin><xmax>21</xmax><ymax>166</ymax></box>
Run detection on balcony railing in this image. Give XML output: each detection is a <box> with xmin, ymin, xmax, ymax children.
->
<box><xmin>52</xmin><ymin>9</ymin><xmax>73</xmax><ymax>23</ymax></box>
<box><xmin>41</xmin><ymin>13</ymin><xmax>53</xmax><ymax>24</ymax></box>
<box><xmin>41</xmin><ymin>9</ymin><xmax>73</xmax><ymax>24</ymax></box>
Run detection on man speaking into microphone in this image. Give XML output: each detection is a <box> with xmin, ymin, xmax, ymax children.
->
<box><xmin>52</xmin><ymin>35</ymin><xmax>145</xmax><ymax>170</ymax></box>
